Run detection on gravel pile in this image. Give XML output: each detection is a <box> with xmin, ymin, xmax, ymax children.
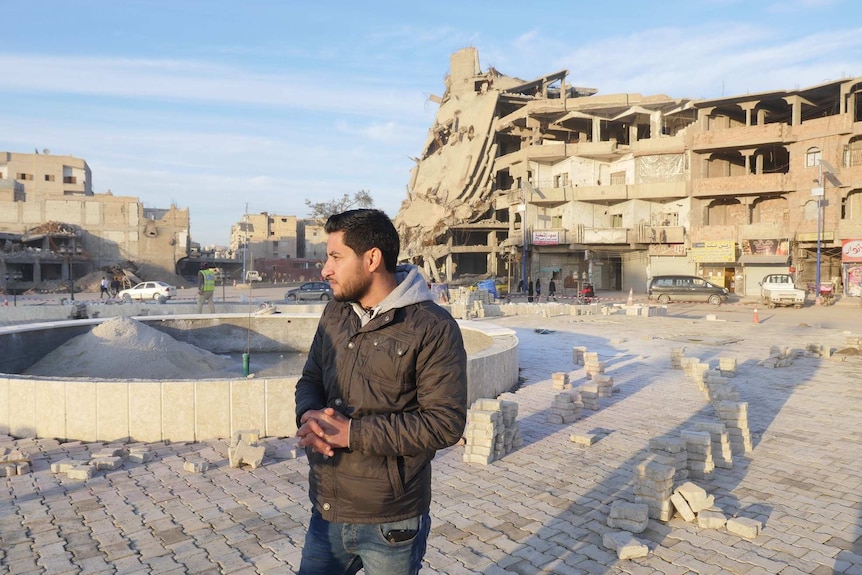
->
<box><xmin>24</xmin><ymin>317</ymin><xmax>235</xmax><ymax>379</ymax></box>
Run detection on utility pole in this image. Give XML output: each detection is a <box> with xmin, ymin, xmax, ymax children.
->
<box><xmin>242</xmin><ymin>203</ymin><xmax>248</xmax><ymax>284</ymax></box>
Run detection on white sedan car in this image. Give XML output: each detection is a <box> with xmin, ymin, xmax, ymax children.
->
<box><xmin>118</xmin><ymin>281</ymin><xmax>177</xmax><ymax>302</ymax></box>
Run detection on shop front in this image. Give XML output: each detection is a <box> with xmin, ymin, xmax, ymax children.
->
<box><xmin>842</xmin><ymin>239</ymin><xmax>862</xmax><ymax>297</ymax></box>
<box><xmin>738</xmin><ymin>238</ymin><xmax>793</xmax><ymax>297</ymax></box>
<box><xmin>691</xmin><ymin>241</ymin><xmax>739</xmax><ymax>293</ymax></box>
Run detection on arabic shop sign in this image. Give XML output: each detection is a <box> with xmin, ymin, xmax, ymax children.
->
<box><xmin>690</xmin><ymin>241</ymin><xmax>735</xmax><ymax>263</ymax></box>
<box><xmin>842</xmin><ymin>239</ymin><xmax>862</xmax><ymax>263</ymax></box>
<box><xmin>532</xmin><ymin>231</ymin><xmax>560</xmax><ymax>245</ymax></box>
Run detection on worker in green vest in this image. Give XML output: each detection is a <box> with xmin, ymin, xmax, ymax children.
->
<box><xmin>197</xmin><ymin>263</ymin><xmax>217</xmax><ymax>313</ymax></box>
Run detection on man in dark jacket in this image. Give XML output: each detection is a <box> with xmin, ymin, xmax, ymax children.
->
<box><xmin>295</xmin><ymin>209</ymin><xmax>468</xmax><ymax>575</ymax></box>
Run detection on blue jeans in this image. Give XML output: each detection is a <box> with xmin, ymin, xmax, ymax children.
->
<box><xmin>298</xmin><ymin>510</ymin><xmax>430</xmax><ymax>575</ymax></box>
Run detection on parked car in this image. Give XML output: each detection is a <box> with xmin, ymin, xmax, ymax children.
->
<box><xmin>285</xmin><ymin>281</ymin><xmax>333</xmax><ymax>302</ymax></box>
<box><xmin>759</xmin><ymin>273</ymin><xmax>805</xmax><ymax>308</ymax></box>
<box><xmin>647</xmin><ymin>275</ymin><xmax>728</xmax><ymax>305</ymax></box>
<box><xmin>245</xmin><ymin>270</ymin><xmax>262</xmax><ymax>282</ymax></box>
<box><xmin>118</xmin><ymin>281</ymin><xmax>177</xmax><ymax>302</ymax></box>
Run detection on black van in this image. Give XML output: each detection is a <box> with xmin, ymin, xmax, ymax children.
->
<box><xmin>647</xmin><ymin>275</ymin><xmax>729</xmax><ymax>305</ymax></box>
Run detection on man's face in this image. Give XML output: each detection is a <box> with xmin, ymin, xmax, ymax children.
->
<box><xmin>322</xmin><ymin>231</ymin><xmax>372</xmax><ymax>302</ymax></box>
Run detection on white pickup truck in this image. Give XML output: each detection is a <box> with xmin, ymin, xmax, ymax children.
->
<box><xmin>759</xmin><ymin>274</ymin><xmax>806</xmax><ymax>308</ymax></box>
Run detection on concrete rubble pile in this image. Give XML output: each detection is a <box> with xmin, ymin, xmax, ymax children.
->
<box><xmin>462</xmin><ymin>398</ymin><xmax>522</xmax><ymax>465</ymax></box>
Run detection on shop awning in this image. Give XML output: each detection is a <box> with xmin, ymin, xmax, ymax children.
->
<box><xmin>738</xmin><ymin>255</ymin><xmax>788</xmax><ymax>264</ymax></box>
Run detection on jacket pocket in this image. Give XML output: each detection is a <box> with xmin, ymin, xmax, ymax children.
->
<box><xmin>359</xmin><ymin>334</ymin><xmax>414</xmax><ymax>392</ymax></box>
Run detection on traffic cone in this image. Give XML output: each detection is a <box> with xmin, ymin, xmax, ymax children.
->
<box><xmin>752</xmin><ymin>307</ymin><xmax>759</xmax><ymax>324</ymax></box>
<box><xmin>627</xmin><ymin>287</ymin><xmax>634</xmax><ymax>307</ymax></box>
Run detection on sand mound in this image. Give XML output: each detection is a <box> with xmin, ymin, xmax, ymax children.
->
<box><xmin>24</xmin><ymin>317</ymin><xmax>235</xmax><ymax>379</ymax></box>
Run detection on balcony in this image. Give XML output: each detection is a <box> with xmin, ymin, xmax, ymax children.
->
<box><xmin>524</xmin><ymin>142</ymin><xmax>570</xmax><ymax>163</ymax></box>
<box><xmin>634</xmin><ymin>226</ymin><xmax>685</xmax><ymax>244</ymax></box>
<box><xmin>568</xmin><ymin>224</ymin><xmax>629</xmax><ymax>244</ymax></box>
<box><xmin>629</xmin><ymin>180</ymin><xmax>687</xmax><ymax>200</ymax></box>
<box><xmin>693</xmin><ymin>173</ymin><xmax>787</xmax><ymax>197</ymax></box>
<box><xmin>571</xmin><ymin>140</ymin><xmax>621</xmax><ymax>160</ymax></box>
<box><xmin>631</xmin><ymin>135</ymin><xmax>686</xmax><ymax>156</ymax></box>
<box><xmin>570</xmin><ymin>184</ymin><xmax>628</xmax><ymax>202</ymax></box>
<box><xmin>691</xmin><ymin>123</ymin><xmax>789</xmax><ymax>152</ymax></box>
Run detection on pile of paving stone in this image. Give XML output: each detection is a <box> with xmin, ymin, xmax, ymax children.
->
<box><xmin>51</xmin><ymin>446</ymin><xmax>153</xmax><ymax>480</ymax></box>
<box><xmin>0</xmin><ymin>448</ymin><xmax>32</xmax><ymax>476</ymax></box>
<box><xmin>462</xmin><ymin>398</ymin><xmax>522</xmax><ymax>465</ymax></box>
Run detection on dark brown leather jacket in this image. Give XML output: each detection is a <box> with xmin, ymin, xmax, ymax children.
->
<box><xmin>295</xmin><ymin>267</ymin><xmax>467</xmax><ymax>524</ymax></box>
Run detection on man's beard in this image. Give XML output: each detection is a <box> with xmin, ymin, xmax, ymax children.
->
<box><xmin>332</xmin><ymin>271</ymin><xmax>372</xmax><ymax>303</ymax></box>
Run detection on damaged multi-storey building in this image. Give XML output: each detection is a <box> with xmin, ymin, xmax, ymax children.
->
<box><xmin>0</xmin><ymin>151</ymin><xmax>190</xmax><ymax>291</ymax></box>
<box><xmin>395</xmin><ymin>48</ymin><xmax>862</xmax><ymax>297</ymax></box>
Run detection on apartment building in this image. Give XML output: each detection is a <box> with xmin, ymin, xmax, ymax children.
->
<box><xmin>0</xmin><ymin>151</ymin><xmax>189</xmax><ymax>288</ymax></box>
<box><xmin>229</xmin><ymin>212</ymin><xmax>301</xmax><ymax>267</ymax></box>
<box><xmin>395</xmin><ymin>48</ymin><xmax>862</xmax><ymax>297</ymax></box>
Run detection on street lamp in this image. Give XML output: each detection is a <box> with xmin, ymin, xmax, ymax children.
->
<box><xmin>517</xmin><ymin>187</ymin><xmax>527</xmax><ymax>294</ymax></box>
<box><xmin>814</xmin><ymin>158</ymin><xmax>837</xmax><ymax>304</ymax></box>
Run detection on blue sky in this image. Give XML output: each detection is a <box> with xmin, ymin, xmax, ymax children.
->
<box><xmin>2</xmin><ymin>0</ymin><xmax>860</xmax><ymax>246</ymax></box>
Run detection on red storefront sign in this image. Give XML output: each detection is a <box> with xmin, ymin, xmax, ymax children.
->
<box><xmin>842</xmin><ymin>239</ymin><xmax>862</xmax><ymax>262</ymax></box>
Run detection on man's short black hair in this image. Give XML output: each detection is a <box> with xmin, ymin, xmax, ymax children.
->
<box><xmin>325</xmin><ymin>209</ymin><xmax>399</xmax><ymax>273</ymax></box>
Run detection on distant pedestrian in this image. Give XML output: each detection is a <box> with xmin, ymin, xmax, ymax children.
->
<box><xmin>110</xmin><ymin>277</ymin><xmax>121</xmax><ymax>298</ymax></box>
<box><xmin>534</xmin><ymin>278</ymin><xmax>541</xmax><ymax>302</ymax></box>
<box><xmin>548</xmin><ymin>279</ymin><xmax>556</xmax><ymax>301</ymax></box>
<box><xmin>517</xmin><ymin>279</ymin><xmax>524</xmax><ymax>293</ymax></box>
<box><xmin>99</xmin><ymin>277</ymin><xmax>110</xmax><ymax>299</ymax></box>
<box><xmin>527</xmin><ymin>277</ymin><xmax>534</xmax><ymax>302</ymax></box>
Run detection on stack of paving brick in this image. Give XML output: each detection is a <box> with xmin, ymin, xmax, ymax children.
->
<box><xmin>583</xmin><ymin>352</ymin><xmax>605</xmax><ymax>379</ymax></box>
<box><xmin>718</xmin><ymin>357</ymin><xmax>737</xmax><ymax>377</ymax></box>
<box><xmin>51</xmin><ymin>458</ymin><xmax>96</xmax><ymax>480</ymax></box>
<box><xmin>0</xmin><ymin>448</ymin><xmax>31</xmax><ymax>476</ymax></box>
<box><xmin>704</xmin><ymin>372</ymin><xmax>739</xmax><ymax>403</ymax></box>
<box><xmin>715</xmin><ymin>401</ymin><xmax>753</xmax><ymax>454</ymax></box>
<box><xmin>634</xmin><ymin>455</ymin><xmax>675</xmax><ymax>521</ymax></box>
<box><xmin>90</xmin><ymin>447</ymin><xmax>127</xmax><ymax>471</ymax></box>
<box><xmin>681</xmin><ymin>357</ymin><xmax>709</xmax><ymax>392</ymax></box>
<box><xmin>572</xmin><ymin>346</ymin><xmax>586</xmax><ymax>366</ymax></box>
<box><xmin>552</xmin><ymin>371</ymin><xmax>573</xmax><ymax>390</ymax></box>
<box><xmin>607</xmin><ymin>500</ymin><xmax>650</xmax><ymax>534</ymax></box>
<box><xmin>547</xmin><ymin>392</ymin><xmax>582</xmax><ymax>424</ymax></box>
<box><xmin>681</xmin><ymin>430</ymin><xmax>715</xmax><ymax>480</ymax></box>
<box><xmin>578</xmin><ymin>383</ymin><xmax>600</xmax><ymax>410</ymax></box>
<box><xmin>499</xmin><ymin>400</ymin><xmax>522</xmax><ymax>453</ymax></box>
<box><xmin>694</xmin><ymin>422</ymin><xmax>733</xmax><ymax>470</ymax></box>
<box><xmin>648</xmin><ymin>437</ymin><xmax>688</xmax><ymax>482</ymax></box>
<box><xmin>463</xmin><ymin>398</ymin><xmax>521</xmax><ymax>465</ymax></box>
<box><xmin>670</xmin><ymin>347</ymin><xmax>686</xmax><ymax>369</ymax></box>
<box><xmin>593</xmin><ymin>374</ymin><xmax>614</xmax><ymax>398</ymax></box>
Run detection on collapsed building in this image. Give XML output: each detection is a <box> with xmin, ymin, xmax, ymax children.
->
<box><xmin>395</xmin><ymin>48</ymin><xmax>862</xmax><ymax>297</ymax></box>
<box><xmin>0</xmin><ymin>151</ymin><xmax>189</xmax><ymax>291</ymax></box>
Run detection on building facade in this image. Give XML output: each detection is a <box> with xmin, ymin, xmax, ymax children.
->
<box><xmin>229</xmin><ymin>212</ymin><xmax>301</xmax><ymax>270</ymax></box>
<box><xmin>0</xmin><ymin>151</ymin><xmax>190</xmax><ymax>289</ymax></box>
<box><xmin>395</xmin><ymin>48</ymin><xmax>862</xmax><ymax>297</ymax></box>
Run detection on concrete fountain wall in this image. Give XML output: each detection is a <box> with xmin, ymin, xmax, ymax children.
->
<box><xmin>0</xmin><ymin>312</ymin><xmax>518</xmax><ymax>443</ymax></box>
